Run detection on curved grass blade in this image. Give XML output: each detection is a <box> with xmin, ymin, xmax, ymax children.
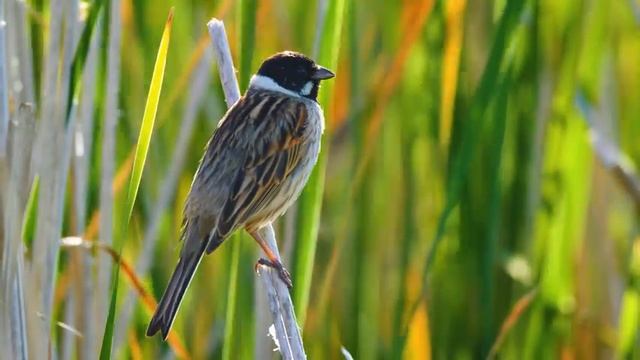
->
<box><xmin>64</xmin><ymin>0</ymin><xmax>107</xmax><ymax>126</ymax></box>
<box><xmin>60</xmin><ymin>237</ymin><xmax>191</xmax><ymax>358</ymax></box>
<box><xmin>124</xmin><ymin>8</ymin><xmax>174</xmax><ymax>223</ymax></box>
<box><xmin>98</xmin><ymin>8</ymin><xmax>174</xmax><ymax>360</ymax></box>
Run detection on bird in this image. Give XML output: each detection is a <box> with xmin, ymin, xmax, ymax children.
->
<box><xmin>146</xmin><ymin>51</ymin><xmax>335</xmax><ymax>339</ymax></box>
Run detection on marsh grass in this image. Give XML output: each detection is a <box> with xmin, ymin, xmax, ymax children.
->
<box><xmin>1</xmin><ymin>0</ymin><xmax>640</xmax><ymax>359</ymax></box>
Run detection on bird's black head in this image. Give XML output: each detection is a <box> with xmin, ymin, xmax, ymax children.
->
<box><xmin>253</xmin><ymin>51</ymin><xmax>335</xmax><ymax>101</ymax></box>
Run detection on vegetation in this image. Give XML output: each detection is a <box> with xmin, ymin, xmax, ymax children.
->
<box><xmin>1</xmin><ymin>0</ymin><xmax>639</xmax><ymax>358</ymax></box>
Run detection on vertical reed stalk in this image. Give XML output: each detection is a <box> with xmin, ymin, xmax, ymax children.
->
<box><xmin>73</xmin><ymin>14</ymin><xmax>101</xmax><ymax>358</ymax></box>
<box><xmin>256</xmin><ymin>224</ymin><xmax>306</xmax><ymax>360</ymax></box>
<box><xmin>97</xmin><ymin>0</ymin><xmax>122</xmax><ymax>334</ymax></box>
<box><xmin>0</xmin><ymin>0</ymin><xmax>9</xmax><ymax>157</ymax></box>
<box><xmin>206</xmin><ymin>19</ymin><xmax>243</xmax><ymax>360</ymax></box>
<box><xmin>208</xmin><ymin>18</ymin><xmax>307</xmax><ymax>359</ymax></box>
<box><xmin>29</xmin><ymin>0</ymin><xmax>77</xmax><ymax>354</ymax></box>
<box><xmin>2</xmin><ymin>104</ymin><xmax>35</xmax><ymax>360</ymax></box>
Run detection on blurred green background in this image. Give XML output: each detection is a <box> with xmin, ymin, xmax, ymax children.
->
<box><xmin>1</xmin><ymin>0</ymin><xmax>640</xmax><ymax>358</ymax></box>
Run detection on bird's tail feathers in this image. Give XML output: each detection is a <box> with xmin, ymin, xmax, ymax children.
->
<box><xmin>146</xmin><ymin>243</ymin><xmax>206</xmax><ymax>339</ymax></box>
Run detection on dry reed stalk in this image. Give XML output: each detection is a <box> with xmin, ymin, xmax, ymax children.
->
<box><xmin>0</xmin><ymin>0</ymin><xmax>9</xmax><ymax>158</ymax></box>
<box><xmin>2</xmin><ymin>103</ymin><xmax>35</xmax><ymax>360</ymax></box>
<box><xmin>72</xmin><ymin>13</ymin><xmax>101</xmax><ymax>358</ymax></box>
<box><xmin>207</xmin><ymin>18</ymin><xmax>307</xmax><ymax>359</ymax></box>
<box><xmin>97</xmin><ymin>0</ymin><xmax>123</xmax><ymax>342</ymax></box>
<box><xmin>256</xmin><ymin>224</ymin><xmax>307</xmax><ymax>360</ymax></box>
<box><xmin>29</xmin><ymin>0</ymin><xmax>77</xmax><ymax>355</ymax></box>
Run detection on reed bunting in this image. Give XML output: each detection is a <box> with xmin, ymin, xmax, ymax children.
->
<box><xmin>147</xmin><ymin>51</ymin><xmax>334</xmax><ymax>339</ymax></box>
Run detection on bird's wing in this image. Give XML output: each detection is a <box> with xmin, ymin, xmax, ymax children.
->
<box><xmin>213</xmin><ymin>96</ymin><xmax>309</xmax><ymax>240</ymax></box>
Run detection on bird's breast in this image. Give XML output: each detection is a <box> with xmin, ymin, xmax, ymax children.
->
<box><xmin>278</xmin><ymin>100</ymin><xmax>323</xmax><ymax>200</ymax></box>
<box><xmin>246</xmin><ymin>100</ymin><xmax>324</xmax><ymax>229</ymax></box>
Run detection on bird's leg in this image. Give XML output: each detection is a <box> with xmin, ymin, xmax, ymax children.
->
<box><xmin>249</xmin><ymin>230</ymin><xmax>293</xmax><ymax>289</ymax></box>
<box><xmin>255</xmin><ymin>258</ymin><xmax>292</xmax><ymax>289</ymax></box>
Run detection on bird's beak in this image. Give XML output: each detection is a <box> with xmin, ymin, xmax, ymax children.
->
<box><xmin>311</xmin><ymin>65</ymin><xmax>335</xmax><ymax>80</ymax></box>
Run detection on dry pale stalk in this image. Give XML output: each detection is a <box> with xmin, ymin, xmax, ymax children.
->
<box><xmin>206</xmin><ymin>18</ymin><xmax>307</xmax><ymax>359</ymax></box>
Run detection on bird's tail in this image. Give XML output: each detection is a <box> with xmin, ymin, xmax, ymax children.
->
<box><xmin>146</xmin><ymin>242</ymin><xmax>206</xmax><ymax>339</ymax></box>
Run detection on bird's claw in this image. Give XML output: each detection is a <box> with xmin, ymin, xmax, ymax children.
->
<box><xmin>256</xmin><ymin>258</ymin><xmax>293</xmax><ymax>289</ymax></box>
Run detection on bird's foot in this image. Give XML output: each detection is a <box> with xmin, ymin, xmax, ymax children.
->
<box><xmin>256</xmin><ymin>258</ymin><xmax>293</xmax><ymax>289</ymax></box>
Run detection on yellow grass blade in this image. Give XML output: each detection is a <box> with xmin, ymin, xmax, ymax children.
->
<box><xmin>125</xmin><ymin>8</ymin><xmax>174</xmax><ymax>222</ymax></box>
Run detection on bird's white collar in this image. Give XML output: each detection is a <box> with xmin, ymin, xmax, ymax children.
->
<box><xmin>249</xmin><ymin>75</ymin><xmax>301</xmax><ymax>98</ymax></box>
